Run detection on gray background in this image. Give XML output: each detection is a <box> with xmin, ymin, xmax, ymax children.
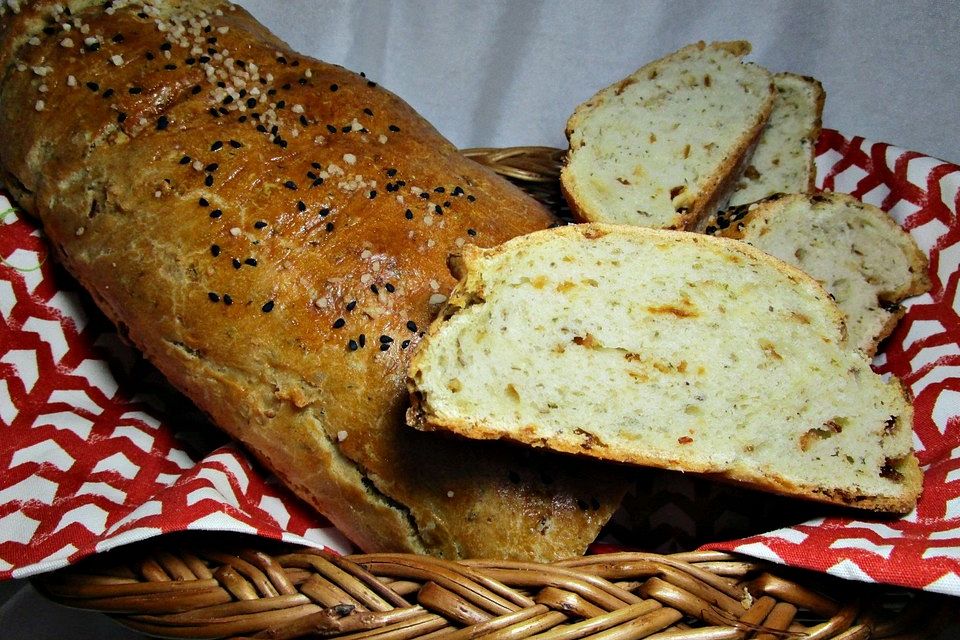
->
<box><xmin>2</xmin><ymin>1</ymin><xmax>958</xmax><ymax>637</ymax></box>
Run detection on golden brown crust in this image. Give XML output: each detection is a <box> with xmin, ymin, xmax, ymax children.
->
<box><xmin>0</xmin><ymin>0</ymin><xmax>627</xmax><ymax>560</ymax></box>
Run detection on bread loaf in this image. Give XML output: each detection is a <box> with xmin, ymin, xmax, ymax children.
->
<box><xmin>560</xmin><ymin>41</ymin><xmax>775</xmax><ymax>230</ymax></box>
<box><xmin>726</xmin><ymin>73</ymin><xmax>824</xmax><ymax>208</ymax></box>
<box><xmin>407</xmin><ymin>224</ymin><xmax>922</xmax><ymax>513</ymax></box>
<box><xmin>705</xmin><ymin>192</ymin><xmax>931</xmax><ymax>355</ymax></box>
<box><xmin>0</xmin><ymin>0</ymin><xmax>628</xmax><ymax>560</ymax></box>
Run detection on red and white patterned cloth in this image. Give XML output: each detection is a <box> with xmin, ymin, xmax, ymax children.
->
<box><xmin>1</xmin><ymin>130</ymin><xmax>958</xmax><ymax>596</ymax></box>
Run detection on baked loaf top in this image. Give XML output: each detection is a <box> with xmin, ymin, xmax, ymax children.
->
<box><xmin>560</xmin><ymin>41</ymin><xmax>775</xmax><ymax>230</ymax></box>
<box><xmin>408</xmin><ymin>224</ymin><xmax>922</xmax><ymax>513</ymax></box>
<box><xmin>727</xmin><ymin>73</ymin><xmax>824</xmax><ymax>207</ymax></box>
<box><xmin>706</xmin><ymin>191</ymin><xmax>931</xmax><ymax>355</ymax></box>
<box><xmin>0</xmin><ymin>0</ymin><xmax>628</xmax><ymax>561</ymax></box>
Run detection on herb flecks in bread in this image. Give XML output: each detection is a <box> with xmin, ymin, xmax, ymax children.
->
<box><xmin>408</xmin><ymin>224</ymin><xmax>921</xmax><ymax>513</ymax></box>
<box><xmin>706</xmin><ymin>192</ymin><xmax>931</xmax><ymax>356</ymax></box>
<box><xmin>0</xmin><ymin>0</ymin><xmax>628</xmax><ymax>561</ymax></box>
<box><xmin>727</xmin><ymin>73</ymin><xmax>824</xmax><ymax>207</ymax></box>
<box><xmin>561</xmin><ymin>41</ymin><xmax>775</xmax><ymax>230</ymax></box>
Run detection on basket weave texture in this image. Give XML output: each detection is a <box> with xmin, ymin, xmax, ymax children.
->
<box><xmin>31</xmin><ymin>147</ymin><xmax>952</xmax><ymax>639</ymax></box>
<box><xmin>36</xmin><ymin>535</ymin><xmax>947</xmax><ymax>640</ymax></box>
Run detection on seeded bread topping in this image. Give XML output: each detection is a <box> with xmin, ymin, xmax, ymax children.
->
<box><xmin>0</xmin><ymin>0</ymin><xmax>628</xmax><ymax>560</ymax></box>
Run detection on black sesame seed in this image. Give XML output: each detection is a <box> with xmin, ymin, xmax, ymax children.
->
<box><xmin>204</xmin><ymin>174</ymin><xmax>214</xmax><ymax>187</ymax></box>
<box><xmin>276</xmin><ymin>100</ymin><xmax>285</xmax><ymax>109</ymax></box>
<box><xmin>311</xmin><ymin>178</ymin><xmax>324</xmax><ymax>188</ymax></box>
<box><xmin>419</xmin><ymin>192</ymin><xmax>430</xmax><ymax>200</ymax></box>
<box><xmin>229</xmin><ymin>139</ymin><xmax>242</xmax><ymax>148</ymax></box>
<box><xmin>218</xmin><ymin>107</ymin><xmax>229</xmax><ymax>116</ymax></box>
<box><xmin>238</xmin><ymin>115</ymin><xmax>248</xmax><ymax>123</ymax></box>
<box><xmin>128</xmin><ymin>86</ymin><xmax>142</xmax><ymax>95</ymax></box>
<box><xmin>185</xmin><ymin>57</ymin><xmax>196</xmax><ymax>65</ymax></box>
<box><xmin>199</xmin><ymin>197</ymin><xmax>209</xmax><ymax>207</ymax></box>
<box><xmin>205</xmin><ymin>162</ymin><xmax>219</xmax><ymax>172</ymax></box>
<box><xmin>276</xmin><ymin>136</ymin><xmax>288</xmax><ymax>148</ymax></box>
<box><xmin>262</xmin><ymin>300</ymin><xmax>275</xmax><ymax>313</ymax></box>
<box><xmin>401</xmin><ymin>339</ymin><xmax>410</xmax><ymax>349</ymax></box>
<box><xmin>452</xmin><ymin>186</ymin><xmax>464</xmax><ymax>196</ymax></box>
<box><xmin>256</xmin><ymin>124</ymin><xmax>267</xmax><ymax>133</ymax></box>
<box><xmin>341</xmin><ymin>126</ymin><xmax>351</xmax><ymax>133</ymax></box>
<box><xmin>267</xmin><ymin>88</ymin><xmax>277</xmax><ymax>96</ymax></box>
<box><xmin>210</xmin><ymin>107</ymin><xmax>221</xmax><ymax>118</ymax></box>
<box><xmin>207</xmin><ymin>36</ymin><xmax>218</xmax><ymax>44</ymax></box>
<box><xmin>117</xmin><ymin>112</ymin><xmax>127</xmax><ymax>123</ymax></box>
<box><xmin>319</xmin><ymin>208</ymin><xmax>330</xmax><ymax>217</ymax></box>
<box><xmin>363</xmin><ymin>108</ymin><xmax>373</xmax><ymax>116</ymax></box>
<box><xmin>164</xmin><ymin>64</ymin><xmax>177</xmax><ymax>71</ymax></box>
<box><xmin>434</xmin><ymin>186</ymin><xmax>445</xmax><ymax>193</ymax></box>
<box><xmin>346</xmin><ymin>300</ymin><xmax>357</xmax><ymax>311</ymax></box>
<box><xmin>297</xmin><ymin>200</ymin><xmax>306</xmax><ymax>212</ymax></box>
<box><xmin>299</xmin><ymin>78</ymin><xmax>307</xmax><ymax>85</ymax></box>
<box><xmin>325</xmin><ymin>222</ymin><xmax>334</xmax><ymax>232</ymax></box>
<box><xmin>270</xmin><ymin>125</ymin><xmax>279</xmax><ymax>135</ymax></box>
<box><xmin>388</xmin><ymin>124</ymin><xmax>400</xmax><ymax>132</ymax></box>
<box><xmin>379</xmin><ymin>343</ymin><xmax>390</xmax><ymax>352</ymax></box>
<box><xmin>210</xmin><ymin>244</ymin><xmax>221</xmax><ymax>256</ymax></box>
<box><xmin>329</xmin><ymin>83</ymin><xmax>338</xmax><ymax>92</ymax></box>
<box><xmin>385</xmin><ymin>283</ymin><xmax>395</xmax><ymax>293</ymax></box>
<box><xmin>160</xmin><ymin>42</ymin><xmax>172</xmax><ymax>51</ymax></box>
<box><xmin>370</xmin><ymin>284</ymin><xmax>379</xmax><ymax>295</ymax></box>
<box><xmin>86</xmin><ymin>81</ymin><xmax>100</xmax><ymax>92</ymax></box>
<box><xmin>284</xmin><ymin>180</ymin><xmax>297</xmax><ymax>190</ymax></box>
<box><xmin>307</xmin><ymin>171</ymin><xmax>318</xmax><ymax>180</ymax></box>
<box><xmin>254</xmin><ymin>220</ymin><xmax>267</xmax><ymax>229</ymax></box>
<box><xmin>434</xmin><ymin>204</ymin><xmax>442</xmax><ymax>214</ymax></box>
<box><xmin>406</xmin><ymin>321</ymin><xmax>417</xmax><ymax>332</ymax></box>
<box><xmin>467</xmin><ymin>228</ymin><xmax>477</xmax><ymax>236</ymax></box>
<box><xmin>43</xmin><ymin>26</ymin><xmax>56</xmax><ymax>35</ymax></box>
<box><xmin>367</xmin><ymin>80</ymin><xmax>377</xmax><ymax>87</ymax></box>
<box><xmin>209</xmin><ymin>209</ymin><xmax>222</xmax><ymax>218</ymax></box>
<box><xmin>232</xmin><ymin>258</ymin><xmax>241</xmax><ymax>269</ymax></box>
<box><xmin>332</xmin><ymin>318</ymin><xmax>346</xmax><ymax>329</ymax></box>
<box><xmin>277</xmin><ymin>55</ymin><xmax>287</xmax><ymax>64</ymax></box>
<box><xmin>347</xmin><ymin>339</ymin><xmax>358</xmax><ymax>351</ymax></box>
<box><xmin>244</xmin><ymin>258</ymin><xmax>258</xmax><ymax>267</ymax></box>
<box><xmin>199</xmin><ymin>55</ymin><xmax>210</xmax><ymax>63</ymax></box>
<box><xmin>368</xmin><ymin>190</ymin><xmax>377</xmax><ymax>199</ymax></box>
<box><xmin>208</xmin><ymin>292</ymin><xmax>220</xmax><ymax>302</ymax></box>
<box><xmin>299</xmin><ymin>115</ymin><xmax>309</xmax><ymax>126</ymax></box>
<box><xmin>404</xmin><ymin>210</ymin><xmax>413</xmax><ymax>220</ymax></box>
<box><xmin>86</xmin><ymin>41</ymin><xmax>100</xmax><ymax>52</ymax></box>
<box><xmin>443</xmin><ymin>201</ymin><xmax>451</xmax><ymax>208</ymax></box>
<box><xmin>281</xmin><ymin>83</ymin><xmax>291</xmax><ymax>90</ymax></box>
<box><xmin>112</xmin><ymin>33</ymin><xmax>125</xmax><ymax>43</ymax></box>
<box><xmin>292</xmin><ymin>60</ymin><xmax>300</xmax><ymax>67</ymax></box>
<box><xmin>146</xmin><ymin>51</ymin><xmax>155</xmax><ymax>60</ymax></box>
<box><xmin>222</xmin><ymin>94</ymin><xmax>234</xmax><ymax>105</ymax></box>
<box><xmin>246</xmin><ymin>97</ymin><xmax>257</xmax><ymax>108</ymax></box>
<box><xmin>326</xmin><ymin>124</ymin><xmax>337</xmax><ymax>133</ymax></box>
<box><xmin>358</xmin><ymin>334</ymin><xmax>366</xmax><ymax>347</ymax></box>
<box><xmin>192</xmin><ymin>85</ymin><xmax>202</xmax><ymax>95</ymax></box>
<box><xmin>223</xmin><ymin>294</ymin><xmax>233</xmax><ymax>305</ymax></box>
<box><xmin>210</xmin><ymin>140</ymin><xmax>223</xmax><ymax>152</ymax></box>
<box><xmin>379</xmin><ymin>335</ymin><xmax>393</xmax><ymax>343</ymax></box>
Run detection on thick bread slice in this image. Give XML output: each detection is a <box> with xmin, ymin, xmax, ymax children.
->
<box><xmin>407</xmin><ymin>224</ymin><xmax>922</xmax><ymax>513</ymax></box>
<box><xmin>706</xmin><ymin>192</ymin><xmax>931</xmax><ymax>355</ymax></box>
<box><xmin>0</xmin><ymin>0</ymin><xmax>628</xmax><ymax>562</ymax></box>
<box><xmin>561</xmin><ymin>41</ymin><xmax>775</xmax><ymax>230</ymax></box>
<box><xmin>726</xmin><ymin>73</ymin><xmax>825</xmax><ymax>207</ymax></box>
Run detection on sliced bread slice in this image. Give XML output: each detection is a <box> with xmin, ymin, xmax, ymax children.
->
<box><xmin>705</xmin><ymin>192</ymin><xmax>931</xmax><ymax>355</ymax></box>
<box><xmin>407</xmin><ymin>224</ymin><xmax>921</xmax><ymax>513</ymax></box>
<box><xmin>726</xmin><ymin>73</ymin><xmax>825</xmax><ymax>207</ymax></box>
<box><xmin>560</xmin><ymin>41</ymin><xmax>776</xmax><ymax>230</ymax></box>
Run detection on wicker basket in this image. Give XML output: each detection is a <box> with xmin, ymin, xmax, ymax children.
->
<box><xmin>32</xmin><ymin>147</ymin><xmax>953</xmax><ymax>640</ymax></box>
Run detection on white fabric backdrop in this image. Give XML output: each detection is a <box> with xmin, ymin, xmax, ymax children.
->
<box><xmin>2</xmin><ymin>1</ymin><xmax>959</xmax><ymax>637</ymax></box>
<box><xmin>239</xmin><ymin>0</ymin><xmax>960</xmax><ymax>163</ymax></box>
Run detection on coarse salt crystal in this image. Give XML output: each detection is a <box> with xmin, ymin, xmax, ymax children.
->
<box><xmin>230</xmin><ymin>227</ymin><xmax>241</xmax><ymax>236</ymax></box>
<box><xmin>60</xmin><ymin>37</ymin><xmax>74</xmax><ymax>47</ymax></box>
<box><xmin>27</xmin><ymin>36</ymin><xmax>40</xmax><ymax>45</ymax></box>
<box><xmin>429</xmin><ymin>294</ymin><xmax>447</xmax><ymax>305</ymax></box>
<box><xmin>66</xmin><ymin>74</ymin><xmax>76</xmax><ymax>87</ymax></box>
<box><xmin>34</xmin><ymin>99</ymin><xmax>44</xmax><ymax>111</ymax></box>
<box><xmin>337</xmin><ymin>430</ymin><xmax>348</xmax><ymax>442</ymax></box>
<box><xmin>292</xmin><ymin>104</ymin><xmax>304</xmax><ymax>114</ymax></box>
<box><xmin>378</xmin><ymin>135</ymin><xmax>388</xmax><ymax>144</ymax></box>
<box><xmin>342</xmin><ymin>153</ymin><xmax>356</xmax><ymax>165</ymax></box>
<box><xmin>446</xmin><ymin>491</ymin><xmax>454</xmax><ymax>498</ymax></box>
<box><xmin>111</xmin><ymin>54</ymin><xmax>123</xmax><ymax>65</ymax></box>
